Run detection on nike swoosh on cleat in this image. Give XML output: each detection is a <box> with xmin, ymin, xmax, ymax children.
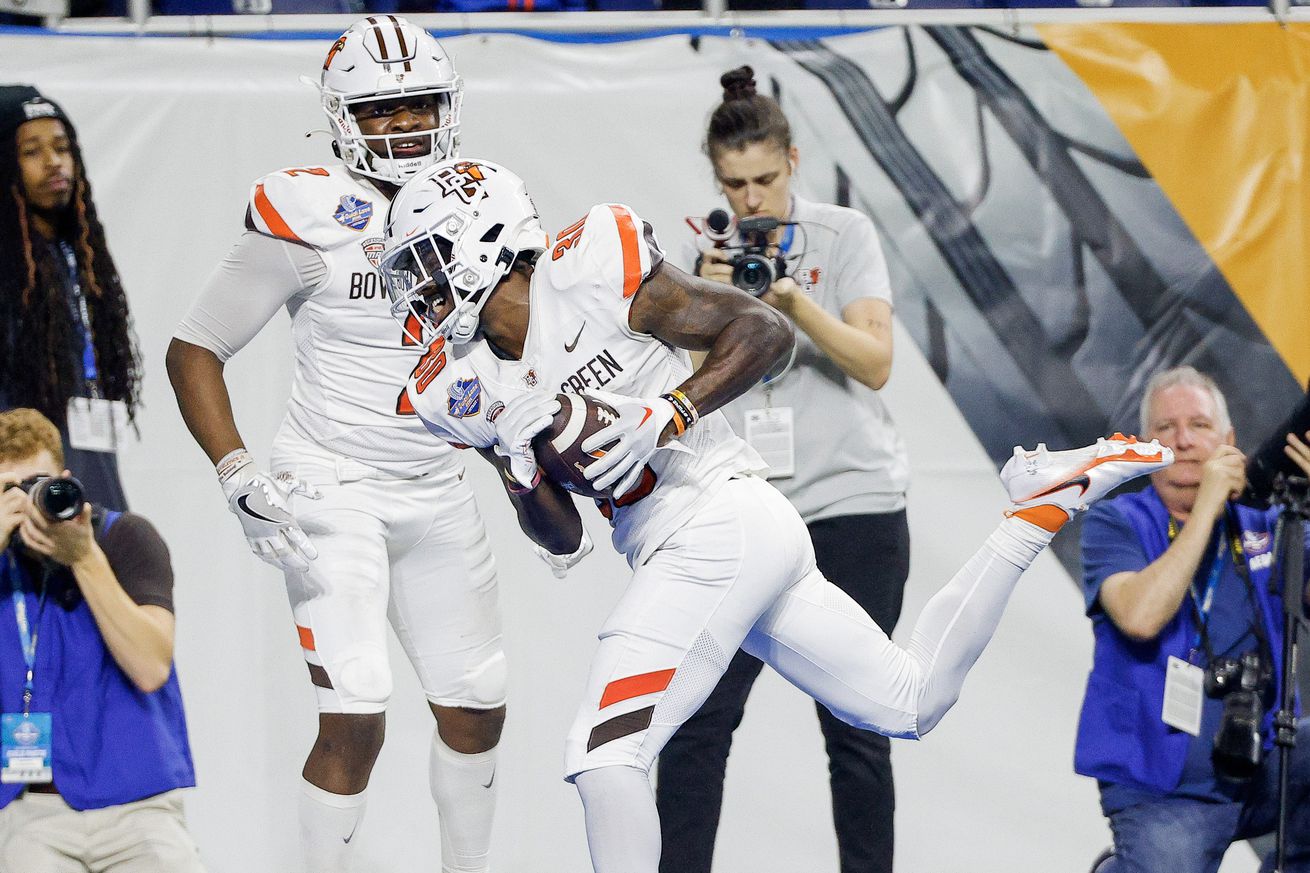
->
<box><xmin>564</xmin><ymin>322</ymin><xmax>586</xmax><ymax>353</ymax></box>
<box><xmin>1028</xmin><ymin>474</ymin><xmax>1091</xmax><ymax>501</ymax></box>
<box><xmin>236</xmin><ymin>493</ymin><xmax>282</xmax><ymax>524</ymax></box>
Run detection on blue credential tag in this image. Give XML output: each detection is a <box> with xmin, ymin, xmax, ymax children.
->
<box><xmin>1</xmin><ymin>712</ymin><xmax>52</xmax><ymax>783</ymax></box>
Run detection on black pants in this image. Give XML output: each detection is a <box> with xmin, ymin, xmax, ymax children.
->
<box><xmin>656</xmin><ymin>510</ymin><xmax>910</xmax><ymax>873</ymax></box>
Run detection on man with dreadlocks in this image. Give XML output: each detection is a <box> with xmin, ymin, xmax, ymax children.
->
<box><xmin>0</xmin><ymin>85</ymin><xmax>141</xmax><ymax>512</ymax></box>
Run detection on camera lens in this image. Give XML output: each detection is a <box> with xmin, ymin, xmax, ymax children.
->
<box><xmin>31</xmin><ymin>477</ymin><xmax>85</xmax><ymax>522</ymax></box>
<box><xmin>1212</xmin><ymin>691</ymin><xmax>1263</xmax><ymax>781</ymax></box>
<box><xmin>732</xmin><ymin>254</ymin><xmax>776</xmax><ymax>297</ymax></box>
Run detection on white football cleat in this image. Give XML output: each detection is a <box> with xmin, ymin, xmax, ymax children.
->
<box><xmin>1002</xmin><ymin>433</ymin><xmax>1174</xmax><ymax>531</ymax></box>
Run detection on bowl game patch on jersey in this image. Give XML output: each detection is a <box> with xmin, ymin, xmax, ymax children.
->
<box><xmin>334</xmin><ymin>195</ymin><xmax>373</xmax><ymax>231</ymax></box>
<box><xmin>448</xmin><ymin>377</ymin><xmax>482</xmax><ymax>418</ymax></box>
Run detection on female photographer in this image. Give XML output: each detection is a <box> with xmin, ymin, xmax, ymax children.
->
<box><xmin>656</xmin><ymin>65</ymin><xmax>910</xmax><ymax>873</ymax></box>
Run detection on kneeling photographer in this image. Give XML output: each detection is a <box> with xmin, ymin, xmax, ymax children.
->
<box><xmin>1078</xmin><ymin>367</ymin><xmax>1310</xmax><ymax>873</ymax></box>
<box><xmin>0</xmin><ymin>408</ymin><xmax>205</xmax><ymax>872</ymax></box>
<box><xmin>658</xmin><ymin>66</ymin><xmax>909</xmax><ymax>873</ymax></box>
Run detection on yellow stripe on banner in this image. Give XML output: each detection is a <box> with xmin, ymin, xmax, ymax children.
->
<box><xmin>1040</xmin><ymin>23</ymin><xmax>1310</xmax><ymax>384</ymax></box>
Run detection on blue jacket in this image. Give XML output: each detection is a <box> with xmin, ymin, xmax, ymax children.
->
<box><xmin>1074</xmin><ymin>487</ymin><xmax>1288</xmax><ymax>794</ymax></box>
<box><xmin>0</xmin><ymin>512</ymin><xmax>195</xmax><ymax>810</ymax></box>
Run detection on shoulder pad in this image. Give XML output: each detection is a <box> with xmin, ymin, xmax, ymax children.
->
<box><xmin>548</xmin><ymin>203</ymin><xmax>663</xmax><ymax>300</ymax></box>
<box><xmin>246</xmin><ymin>165</ymin><xmax>382</xmax><ymax>250</ymax></box>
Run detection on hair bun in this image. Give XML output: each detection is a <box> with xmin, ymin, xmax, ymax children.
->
<box><xmin>720</xmin><ymin>66</ymin><xmax>757</xmax><ymax>102</ymax></box>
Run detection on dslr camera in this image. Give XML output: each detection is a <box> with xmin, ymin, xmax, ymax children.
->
<box><xmin>4</xmin><ymin>475</ymin><xmax>86</xmax><ymax>523</ymax></box>
<box><xmin>702</xmin><ymin>209</ymin><xmax>790</xmax><ymax>298</ymax></box>
<box><xmin>1203</xmin><ymin>649</ymin><xmax>1273</xmax><ymax>781</ymax></box>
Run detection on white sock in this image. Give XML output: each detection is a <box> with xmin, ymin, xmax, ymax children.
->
<box><xmin>575</xmin><ymin>766</ymin><xmax>661</xmax><ymax>873</ymax></box>
<box><xmin>989</xmin><ymin>515</ymin><xmax>1058</xmax><ymax>568</ymax></box>
<box><xmin>430</xmin><ymin>730</ymin><xmax>498</xmax><ymax>873</ymax></box>
<box><xmin>907</xmin><ymin>515</ymin><xmax>1055</xmax><ymax>733</ymax></box>
<box><xmin>298</xmin><ymin>779</ymin><xmax>367</xmax><ymax>873</ymax></box>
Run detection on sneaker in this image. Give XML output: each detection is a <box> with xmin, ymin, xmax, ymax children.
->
<box><xmin>1002</xmin><ymin>433</ymin><xmax>1173</xmax><ymax>531</ymax></box>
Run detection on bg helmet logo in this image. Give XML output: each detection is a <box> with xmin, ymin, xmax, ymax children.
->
<box><xmin>435</xmin><ymin>161</ymin><xmax>491</xmax><ymax>204</ymax></box>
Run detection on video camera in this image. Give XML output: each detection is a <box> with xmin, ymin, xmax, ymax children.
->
<box><xmin>702</xmin><ymin>209</ymin><xmax>792</xmax><ymax>298</ymax></box>
<box><xmin>4</xmin><ymin>475</ymin><xmax>85</xmax><ymax>523</ymax></box>
<box><xmin>1238</xmin><ymin>380</ymin><xmax>1310</xmax><ymax>507</ymax></box>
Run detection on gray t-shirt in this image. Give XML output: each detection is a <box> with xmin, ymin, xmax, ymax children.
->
<box><xmin>688</xmin><ymin>195</ymin><xmax>909</xmax><ymax>522</ymax></box>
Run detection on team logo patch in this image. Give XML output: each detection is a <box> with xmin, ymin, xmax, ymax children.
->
<box><xmin>523</xmin><ymin>369</ymin><xmax>539</xmax><ymax>389</ymax></box>
<box><xmin>447</xmin><ymin>377</ymin><xmax>482</xmax><ymax>418</ymax></box>
<box><xmin>1242</xmin><ymin>531</ymin><xmax>1271</xmax><ymax>556</ymax></box>
<box><xmin>797</xmin><ymin>266</ymin><xmax>822</xmax><ymax>294</ymax></box>
<box><xmin>361</xmin><ymin>237</ymin><xmax>385</xmax><ymax>268</ymax></box>
<box><xmin>486</xmin><ymin>401</ymin><xmax>506</xmax><ymax>423</ymax></box>
<box><xmin>334</xmin><ymin>195</ymin><xmax>373</xmax><ymax>232</ymax></box>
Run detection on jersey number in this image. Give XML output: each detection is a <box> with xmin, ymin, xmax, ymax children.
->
<box><xmin>396</xmin><ymin>337</ymin><xmax>447</xmax><ymax>416</ymax></box>
<box><xmin>551</xmin><ymin>215</ymin><xmax>587</xmax><ymax>261</ymax></box>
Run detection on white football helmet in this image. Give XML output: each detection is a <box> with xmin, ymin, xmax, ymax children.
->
<box><xmin>381</xmin><ymin>159</ymin><xmax>547</xmax><ymax>346</ymax></box>
<box><xmin>315</xmin><ymin>16</ymin><xmax>463</xmax><ymax>185</ymax></box>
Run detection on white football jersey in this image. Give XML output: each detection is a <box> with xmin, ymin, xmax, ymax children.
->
<box><xmin>407</xmin><ymin>203</ymin><xmax>764</xmax><ymax>565</ymax></box>
<box><xmin>247</xmin><ymin>163</ymin><xmax>454</xmax><ymax>476</ymax></box>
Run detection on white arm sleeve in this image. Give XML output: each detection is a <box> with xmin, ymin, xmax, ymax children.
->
<box><xmin>174</xmin><ymin>231</ymin><xmax>328</xmax><ymax>362</ymax></box>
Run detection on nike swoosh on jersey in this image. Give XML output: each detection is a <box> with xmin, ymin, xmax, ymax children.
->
<box><xmin>564</xmin><ymin>322</ymin><xmax>586</xmax><ymax>353</ymax></box>
<box><xmin>236</xmin><ymin>493</ymin><xmax>282</xmax><ymax>524</ymax></box>
<box><xmin>343</xmin><ymin>822</ymin><xmax>359</xmax><ymax>844</ymax></box>
<box><xmin>482</xmin><ymin>769</ymin><xmax>496</xmax><ymax>789</ymax></box>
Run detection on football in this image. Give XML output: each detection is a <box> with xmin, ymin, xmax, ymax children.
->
<box><xmin>532</xmin><ymin>393</ymin><xmax>620</xmax><ymax>499</ymax></box>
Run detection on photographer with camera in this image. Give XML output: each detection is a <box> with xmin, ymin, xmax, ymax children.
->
<box><xmin>656</xmin><ymin>66</ymin><xmax>908</xmax><ymax>873</ymax></box>
<box><xmin>1078</xmin><ymin>366</ymin><xmax>1310</xmax><ymax>872</ymax></box>
<box><xmin>0</xmin><ymin>408</ymin><xmax>204</xmax><ymax>872</ymax></box>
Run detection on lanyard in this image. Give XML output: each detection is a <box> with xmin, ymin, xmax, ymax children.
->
<box><xmin>1169</xmin><ymin>516</ymin><xmax>1231</xmax><ymax>660</ymax></box>
<box><xmin>58</xmin><ymin>240</ymin><xmax>99</xmax><ymax>395</ymax></box>
<box><xmin>778</xmin><ymin>221</ymin><xmax>796</xmax><ymax>255</ymax></box>
<box><xmin>6</xmin><ymin>552</ymin><xmax>45</xmax><ymax>717</ymax></box>
<box><xmin>1168</xmin><ymin>513</ymin><xmax>1269</xmax><ymax>665</ymax></box>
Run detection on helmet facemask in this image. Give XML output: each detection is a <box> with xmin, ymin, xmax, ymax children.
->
<box><xmin>381</xmin><ymin>159</ymin><xmax>548</xmax><ymax>347</ymax></box>
<box><xmin>327</xmin><ymin>87</ymin><xmax>463</xmax><ymax>186</ymax></box>
<box><xmin>381</xmin><ymin>210</ymin><xmax>516</xmax><ymax>347</ymax></box>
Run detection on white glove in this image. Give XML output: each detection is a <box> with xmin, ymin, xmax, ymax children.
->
<box><xmin>493</xmin><ymin>392</ymin><xmax>562</xmax><ymax>490</ymax></box>
<box><xmin>532</xmin><ymin>527</ymin><xmax>593</xmax><ymax>580</ymax></box>
<box><xmin>217</xmin><ymin>450</ymin><xmax>323</xmax><ymax>573</ymax></box>
<box><xmin>581</xmin><ymin>391</ymin><xmax>679</xmax><ymax>498</ymax></box>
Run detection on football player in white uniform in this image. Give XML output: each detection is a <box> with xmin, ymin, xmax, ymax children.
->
<box><xmin>380</xmin><ymin>158</ymin><xmax>1173</xmax><ymax>873</ymax></box>
<box><xmin>166</xmin><ymin>19</ymin><xmax>504</xmax><ymax>873</ymax></box>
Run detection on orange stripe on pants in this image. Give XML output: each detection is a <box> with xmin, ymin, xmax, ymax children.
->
<box><xmin>599</xmin><ymin>668</ymin><xmax>675</xmax><ymax>709</ymax></box>
<box><xmin>296</xmin><ymin>624</ymin><xmax>316</xmax><ymax>652</ymax></box>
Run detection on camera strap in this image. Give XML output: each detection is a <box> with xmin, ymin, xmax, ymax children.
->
<box><xmin>6</xmin><ymin>553</ymin><xmax>47</xmax><ymax>717</ymax></box>
<box><xmin>1225</xmin><ymin>510</ymin><xmax>1276</xmax><ymax>675</ymax></box>
<box><xmin>1170</xmin><ymin>513</ymin><xmax>1274</xmax><ymax>669</ymax></box>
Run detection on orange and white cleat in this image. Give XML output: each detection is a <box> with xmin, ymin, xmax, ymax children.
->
<box><xmin>1002</xmin><ymin>433</ymin><xmax>1173</xmax><ymax>531</ymax></box>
